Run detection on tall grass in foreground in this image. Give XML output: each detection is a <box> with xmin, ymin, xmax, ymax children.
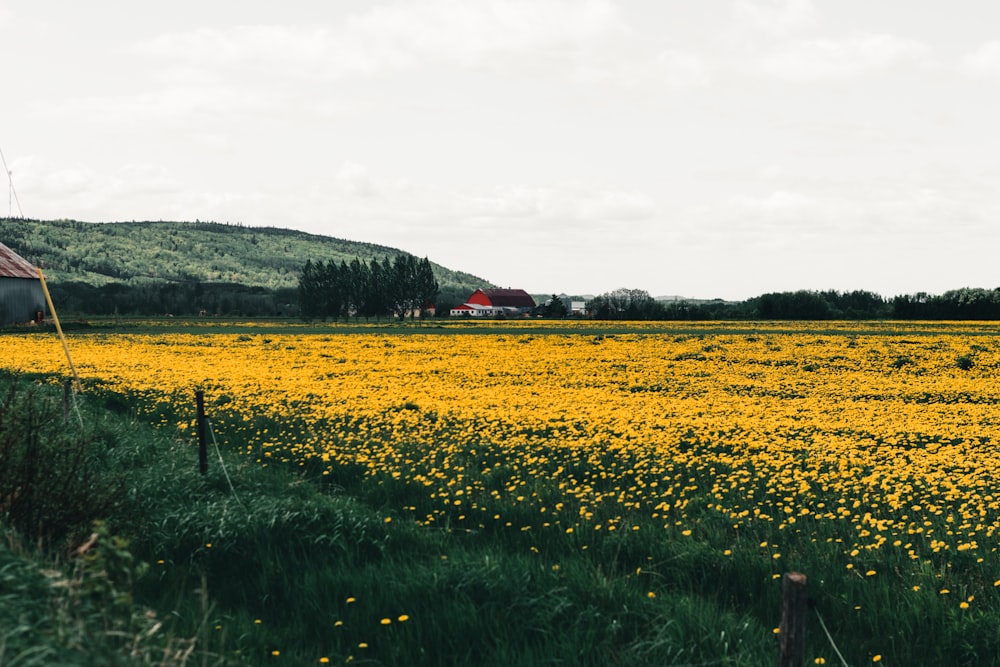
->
<box><xmin>0</xmin><ymin>377</ymin><xmax>771</xmax><ymax>665</ymax></box>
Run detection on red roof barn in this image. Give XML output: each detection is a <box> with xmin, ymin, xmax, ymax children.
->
<box><xmin>450</xmin><ymin>288</ymin><xmax>536</xmax><ymax>317</ymax></box>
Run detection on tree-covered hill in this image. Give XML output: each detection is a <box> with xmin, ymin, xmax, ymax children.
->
<box><xmin>0</xmin><ymin>218</ymin><xmax>489</xmax><ymax>295</ymax></box>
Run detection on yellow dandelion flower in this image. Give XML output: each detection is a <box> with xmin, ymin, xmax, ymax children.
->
<box><xmin>397</xmin><ymin>614</ymin><xmax>410</xmax><ymax>622</ymax></box>
<box><xmin>381</xmin><ymin>618</ymin><xmax>391</xmax><ymax>625</ymax></box>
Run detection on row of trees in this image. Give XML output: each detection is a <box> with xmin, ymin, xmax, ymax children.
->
<box><xmin>46</xmin><ymin>281</ymin><xmax>299</xmax><ymax>318</ymax></box>
<box><xmin>586</xmin><ymin>287</ymin><xmax>1000</xmax><ymax>321</ymax></box>
<box><xmin>586</xmin><ymin>289</ymin><xmax>665</xmax><ymax>320</ymax></box>
<box><xmin>298</xmin><ymin>254</ymin><xmax>439</xmax><ymax>321</ymax></box>
<box><xmin>891</xmin><ymin>288</ymin><xmax>1000</xmax><ymax>320</ymax></box>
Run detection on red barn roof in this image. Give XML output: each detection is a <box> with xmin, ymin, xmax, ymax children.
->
<box><xmin>467</xmin><ymin>288</ymin><xmax>535</xmax><ymax>309</ymax></box>
<box><xmin>0</xmin><ymin>241</ymin><xmax>38</xmax><ymax>279</ymax></box>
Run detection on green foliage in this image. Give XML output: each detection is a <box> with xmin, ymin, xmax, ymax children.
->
<box><xmin>956</xmin><ymin>354</ymin><xmax>975</xmax><ymax>370</ymax></box>
<box><xmin>299</xmin><ymin>254</ymin><xmax>439</xmax><ymax>321</ymax></box>
<box><xmin>0</xmin><ymin>218</ymin><xmax>485</xmax><ymax>314</ymax></box>
<box><xmin>539</xmin><ymin>294</ymin><xmax>568</xmax><ymax>318</ymax></box>
<box><xmin>891</xmin><ymin>354</ymin><xmax>914</xmax><ymax>369</ymax></box>
<box><xmin>588</xmin><ymin>288</ymin><xmax>663</xmax><ymax>320</ymax></box>
<box><xmin>893</xmin><ymin>287</ymin><xmax>1000</xmax><ymax>319</ymax></box>
<box><xmin>0</xmin><ymin>522</ymin><xmax>202</xmax><ymax>666</ymax></box>
<box><xmin>0</xmin><ymin>383</ymin><xmax>124</xmax><ymax>547</ymax></box>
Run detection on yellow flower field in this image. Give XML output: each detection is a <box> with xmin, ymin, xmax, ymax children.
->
<box><xmin>4</xmin><ymin>321</ymin><xmax>1000</xmax><ymax>577</ymax></box>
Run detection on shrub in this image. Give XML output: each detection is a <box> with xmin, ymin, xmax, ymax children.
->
<box><xmin>0</xmin><ymin>383</ymin><xmax>123</xmax><ymax>547</ymax></box>
<box><xmin>891</xmin><ymin>355</ymin><xmax>913</xmax><ymax>369</ymax></box>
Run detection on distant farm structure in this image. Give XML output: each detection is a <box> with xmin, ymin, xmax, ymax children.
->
<box><xmin>450</xmin><ymin>288</ymin><xmax>536</xmax><ymax>317</ymax></box>
<box><xmin>0</xmin><ymin>241</ymin><xmax>44</xmax><ymax>326</ymax></box>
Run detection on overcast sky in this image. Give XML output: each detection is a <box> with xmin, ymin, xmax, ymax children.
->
<box><xmin>3</xmin><ymin>1</ymin><xmax>1000</xmax><ymax>300</ymax></box>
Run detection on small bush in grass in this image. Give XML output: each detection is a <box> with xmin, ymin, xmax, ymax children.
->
<box><xmin>891</xmin><ymin>355</ymin><xmax>913</xmax><ymax>369</ymax></box>
<box><xmin>0</xmin><ymin>384</ymin><xmax>124</xmax><ymax>548</ymax></box>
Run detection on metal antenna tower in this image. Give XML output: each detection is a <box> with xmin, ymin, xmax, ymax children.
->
<box><xmin>0</xmin><ymin>145</ymin><xmax>24</xmax><ymax>218</ymax></box>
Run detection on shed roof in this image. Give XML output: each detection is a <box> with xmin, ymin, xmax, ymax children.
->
<box><xmin>0</xmin><ymin>241</ymin><xmax>38</xmax><ymax>279</ymax></box>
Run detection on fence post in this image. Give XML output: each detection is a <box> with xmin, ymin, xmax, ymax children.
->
<box><xmin>778</xmin><ymin>571</ymin><xmax>808</xmax><ymax>667</ymax></box>
<box><xmin>196</xmin><ymin>390</ymin><xmax>207</xmax><ymax>475</ymax></box>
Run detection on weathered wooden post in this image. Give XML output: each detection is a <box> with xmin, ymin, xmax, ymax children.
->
<box><xmin>778</xmin><ymin>572</ymin><xmax>808</xmax><ymax>667</ymax></box>
<box><xmin>196</xmin><ymin>390</ymin><xmax>208</xmax><ymax>475</ymax></box>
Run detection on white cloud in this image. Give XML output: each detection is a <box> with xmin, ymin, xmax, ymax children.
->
<box><xmin>135</xmin><ymin>0</ymin><xmax>624</xmax><ymax>79</ymax></box>
<box><xmin>56</xmin><ymin>85</ymin><xmax>279</xmax><ymax>127</ymax></box>
<box><xmin>960</xmin><ymin>41</ymin><xmax>1000</xmax><ymax>78</ymax></box>
<box><xmin>732</xmin><ymin>0</ymin><xmax>819</xmax><ymax>36</ymax></box>
<box><xmin>328</xmin><ymin>168</ymin><xmax>654</xmax><ymax>230</ymax></box>
<box><xmin>334</xmin><ymin>162</ymin><xmax>380</xmax><ymax>198</ymax></box>
<box><xmin>690</xmin><ymin>190</ymin><xmax>827</xmax><ymax>246</ymax></box>
<box><xmin>655</xmin><ymin>50</ymin><xmax>711</xmax><ymax>88</ymax></box>
<box><xmin>736</xmin><ymin>190</ymin><xmax>817</xmax><ymax>216</ymax></box>
<box><xmin>11</xmin><ymin>159</ymin><xmax>186</xmax><ymax>222</ymax></box>
<box><xmin>685</xmin><ymin>184</ymin><xmax>994</xmax><ymax>256</ymax></box>
<box><xmin>755</xmin><ymin>32</ymin><xmax>930</xmax><ymax>81</ymax></box>
<box><xmin>283</xmin><ymin>163</ymin><xmax>658</xmax><ymax>261</ymax></box>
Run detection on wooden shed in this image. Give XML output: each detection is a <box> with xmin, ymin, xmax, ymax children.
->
<box><xmin>0</xmin><ymin>240</ymin><xmax>45</xmax><ymax>326</ymax></box>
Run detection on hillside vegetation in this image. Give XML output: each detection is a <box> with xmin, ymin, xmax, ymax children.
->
<box><xmin>0</xmin><ymin>218</ymin><xmax>488</xmax><ymax>294</ymax></box>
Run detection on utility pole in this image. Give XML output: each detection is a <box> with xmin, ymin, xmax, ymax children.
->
<box><xmin>0</xmin><ymin>145</ymin><xmax>24</xmax><ymax>218</ymax></box>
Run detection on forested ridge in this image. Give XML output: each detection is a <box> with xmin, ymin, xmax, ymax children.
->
<box><xmin>0</xmin><ymin>218</ymin><xmax>486</xmax><ymax>317</ymax></box>
<box><xmin>0</xmin><ymin>218</ymin><xmax>483</xmax><ymax>290</ymax></box>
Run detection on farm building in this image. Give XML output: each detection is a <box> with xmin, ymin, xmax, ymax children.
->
<box><xmin>0</xmin><ymin>241</ymin><xmax>45</xmax><ymax>326</ymax></box>
<box><xmin>450</xmin><ymin>288</ymin><xmax>535</xmax><ymax>317</ymax></box>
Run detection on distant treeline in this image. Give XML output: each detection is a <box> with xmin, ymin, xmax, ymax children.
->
<box><xmin>46</xmin><ymin>281</ymin><xmax>301</xmax><ymax>318</ymax></box>
<box><xmin>39</xmin><ymin>277</ymin><xmax>1000</xmax><ymax>321</ymax></box>
<box><xmin>586</xmin><ymin>287</ymin><xmax>1000</xmax><ymax>320</ymax></box>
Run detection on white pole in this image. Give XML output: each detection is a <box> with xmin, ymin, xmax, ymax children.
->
<box><xmin>0</xmin><ymin>145</ymin><xmax>23</xmax><ymax>218</ymax></box>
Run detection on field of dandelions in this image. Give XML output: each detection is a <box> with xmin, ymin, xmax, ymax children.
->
<box><xmin>5</xmin><ymin>319</ymin><xmax>1000</xmax><ymax>665</ymax></box>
